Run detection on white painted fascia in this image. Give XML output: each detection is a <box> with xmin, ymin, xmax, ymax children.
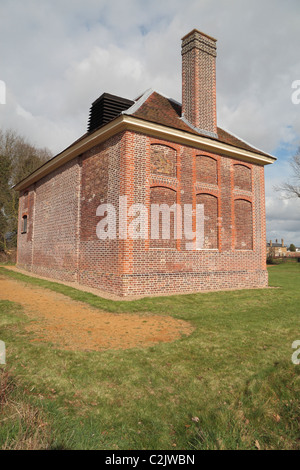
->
<box><xmin>122</xmin><ymin>115</ymin><xmax>276</xmax><ymax>165</ymax></box>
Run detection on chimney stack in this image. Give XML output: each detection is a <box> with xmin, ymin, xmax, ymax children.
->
<box><xmin>181</xmin><ymin>29</ymin><xmax>217</xmax><ymax>137</ymax></box>
<box><xmin>281</xmin><ymin>239</ymin><xmax>284</xmax><ymax>247</ymax></box>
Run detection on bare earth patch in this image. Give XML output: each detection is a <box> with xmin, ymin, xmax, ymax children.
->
<box><xmin>0</xmin><ymin>276</ymin><xmax>193</xmax><ymax>352</ymax></box>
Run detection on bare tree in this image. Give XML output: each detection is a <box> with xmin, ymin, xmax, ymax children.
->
<box><xmin>0</xmin><ymin>129</ymin><xmax>52</xmax><ymax>251</ymax></box>
<box><xmin>275</xmin><ymin>147</ymin><xmax>300</xmax><ymax>198</ymax></box>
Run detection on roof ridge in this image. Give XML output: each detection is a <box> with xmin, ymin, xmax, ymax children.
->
<box><xmin>123</xmin><ymin>89</ymin><xmax>182</xmax><ymax>116</ymax></box>
<box><xmin>151</xmin><ymin>90</ymin><xmax>181</xmax><ymax>107</ymax></box>
<box><xmin>122</xmin><ymin>88</ymin><xmax>154</xmax><ymax>115</ymax></box>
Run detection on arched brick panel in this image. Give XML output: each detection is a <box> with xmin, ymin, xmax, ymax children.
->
<box><xmin>234</xmin><ymin>199</ymin><xmax>253</xmax><ymax>250</ymax></box>
<box><xmin>196</xmin><ymin>155</ymin><xmax>218</xmax><ymax>185</ymax></box>
<box><xmin>234</xmin><ymin>164</ymin><xmax>252</xmax><ymax>192</ymax></box>
<box><xmin>196</xmin><ymin>193</ymin><xmax>218</xmax><ymax>249</ymax></box>
<box><xmin>149</xmin><ymin>186</ymin><xmax>177</xmax><ymax>248</ymax></box>
<box><xmin>150</xmin><ymin>144</ymin><xmax>177</xmax><ymax>177</ymax></box>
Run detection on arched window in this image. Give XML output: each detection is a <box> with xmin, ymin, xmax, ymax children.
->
<box><xmin>234</xmin><ymin>199</ymin><xmax>253</xmax><ymax>250</ymax></box>
<box><xmin>196</xmin><ymin>155</ymin><xmax>217</xmax><ymax>185</ymax></box>
<box><xmin>22</xmin><ymin>215</ymin><xmax>28</xmax><ymax>234</ymax></box>
<box><xmin>234</xmin><ymin>164</ymin><xmax>252</xmax><ymax>192</ymax></box>
<box><xmin>196</xmin><ymin>193</ymin><xmax>218</xmax><ymax>249</ymax></box>
<box><xmin>150</xmin><ymin>144</ymin><xmax>177</xmax><ymax>177</ymax></box>
<box><xmin>149</xmin><ymin>187</ymin><xmax>177</xmax><ymax>248</ymax></box>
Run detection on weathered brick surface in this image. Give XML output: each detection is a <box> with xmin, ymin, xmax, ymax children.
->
<box><xmin>234</xmin><ymin>164</ymin><xmax>252</xmax><ymax>192</ymax></box>
<box><xmin>78</xmin><ymin>133</ymin><xmax>124</xmax><ymax>292</ymax></box>
<box><xmin>196</xmin><ymin>193</ymin><xmax>218</xmax><ymax>249</ymax></box>
<box><xmin>121</xmin><ymin>134</ymin><xmax>267</xmax><ymax>295</ymax></box>
<box><xmin>150</xmin><ymin>187</ymin><xmax>177</xmax><ymax>249</ymax></box>
<box><xmin>196</xmin><ymin>155</ymin><xmax>218</xmax><ymax>185</ymax></box>
<box><xmin>151</xmin><ymin>144</ymin><xmax>177</xmax><ymax>177</ymax></box>
<box><xmin>19</xmin><ymin>158</ymin><xmax>81</xmax><ymax>281</ymax></box>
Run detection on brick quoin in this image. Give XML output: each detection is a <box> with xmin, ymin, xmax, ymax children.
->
<box><xmin>15</xmin><ymin>30</ymin><xmax>276</xmax><ymax>297</ymax></box>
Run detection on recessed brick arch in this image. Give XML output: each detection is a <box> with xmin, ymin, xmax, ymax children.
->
<box><xmin>196</xmin><ymin>193</ymin><xmax>218</xmax><ymax>249</ymax></box>
<box><xmin>149</xmin><ymin>186</ymin><xmax>177</xmax><ymax>249</ymax></box>
<box><xmin>196</xmin><ymin>155</ymin><xmax>218</xmax><ymax>185</ymax></box>
<box><xmin>234</xmin><ymin>198</ymin><xmax>253</xmax><ymax>250</ymax></box>
<box><xmin>150</xmin><ymin>144</ymin><xmax>177</xmax><ymax>178</ymax></box>
<box><xmin>234</xmin><ymin>164</ymin><xmax>252</xmax><ymax>192</ymax></box>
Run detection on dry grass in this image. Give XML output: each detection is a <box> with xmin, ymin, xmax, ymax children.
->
<box><xmin>0</xmin><ymin>368</ymin><xmax>52</xmax><ymax>450</ymax></box>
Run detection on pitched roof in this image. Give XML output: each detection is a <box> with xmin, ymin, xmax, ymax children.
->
<box><xmin>14</xmin><ymin>89</ymin><xmax>276</xmax><ymax>191</ymax></box>
<box><xmin>123</xmin><ymin>89</ymin><xmax>273</xmax><ymax>159</ymax></box>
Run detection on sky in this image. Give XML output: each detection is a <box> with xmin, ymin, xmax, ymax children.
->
<box><xmin>0</xmin><ymin>0</ymin><xmax>299</xmax><ymax>246</ymax></box>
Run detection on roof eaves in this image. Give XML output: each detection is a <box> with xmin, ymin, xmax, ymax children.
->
<box><xmin>219</xmin><ymin>126</ymin><xmax>276</xmax><ymax>160</ymax></box>
<box><xmin>122</xmin><ymin>114</ymin><xmax>276</xmax><ymax>165</ymax></box>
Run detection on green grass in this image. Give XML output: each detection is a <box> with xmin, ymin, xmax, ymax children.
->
<box><xmin>0</xmin><ymin>264</ymin><xmax>299</xmax><ymax>450</ymax></box>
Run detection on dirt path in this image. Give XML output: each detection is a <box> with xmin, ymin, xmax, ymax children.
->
<box><xmin>0</xmin><ymin>276</ymin><xmax>193</xmax><ymax>352</ymax></box>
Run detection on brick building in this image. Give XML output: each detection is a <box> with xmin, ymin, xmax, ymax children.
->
<box><xmin>15</xmin><ymin>30</ymin><xmax>276</xmax><ymax>297</ymax></box>
<box><xmin>266</xmin><ymin>239</ymin><xmax>287</xmax><ymax>257</ymax></box>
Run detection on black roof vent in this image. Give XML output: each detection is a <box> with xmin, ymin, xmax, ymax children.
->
<box><xmin>88</xmin><ymin>93</ymin><xmax>134</xmax><ymax>132</ymax></box>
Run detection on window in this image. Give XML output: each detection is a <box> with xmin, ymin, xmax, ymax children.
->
<box><xmin>22</xmin><ymin>215</ymin><xmax>27</xmax><ymax>234</ymax></box>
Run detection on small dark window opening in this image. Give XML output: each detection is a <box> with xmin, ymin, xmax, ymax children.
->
<box><xmin>22</xmin><ymin>215</ymin><xmax>27</xmax><ymax>234</ymax></box>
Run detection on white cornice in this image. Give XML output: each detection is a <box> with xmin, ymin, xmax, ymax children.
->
<box><xmin>14</xmin><ymin>114</ymin><xmax>276</xmax><ymax>191</ymax></box>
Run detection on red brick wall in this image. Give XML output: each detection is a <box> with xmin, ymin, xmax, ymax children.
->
<box><xmin>234</xmin><ymin>199</ymin><xmax>253</xmax><ymax>250</ymax></box>
<box><xmin>196</xmin><ymin>155</ymin><xmax>218</xmax><ymax>185</ymax></box>
<box><xmin>17</xmin><ymin>129</ymin><xmax>268</xmax><ymax>296</ymax></box>
<box><xmin>122</xmin><ymin>132</ymin><xmax>267</xmax><ymax>295</ymax></box>
<box><xmin>150</xmin><ymin>186</ymin><xmax>177</xmax><ymax>249</ymax></box>
<box><xmin>196</xmin><ymin>193</ymin><xmax>218</xmax><ymax>249</ymax></box>
<box><xmin>150</xmin><ymin>144</ymin><xmax>177</xmax><ymax>177</ymax></box>
<box><xmin>234</xmin><ymin>164</ymin><xmax>252</xmax><ymax>192</ymax></box>
<box><xmin>78</xmin><ymin>133</ymin><xmax>125</xmax><ymax>292</ymax></box>
<box><xmin>18</xmin><ymin>158</ymin><xmax>81</xmax><ymax>281</ymax></box>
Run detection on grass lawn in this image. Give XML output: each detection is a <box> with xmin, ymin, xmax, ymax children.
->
<box><xmin>0</xmin><ymin>264</ymin><xmax>299</xmax><ymax>450</ymax></box>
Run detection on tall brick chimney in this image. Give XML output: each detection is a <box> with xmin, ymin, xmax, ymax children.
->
<box><xmin>181</xmin><ymin>29</ymin><xmax>217</xmax><ymax>137</ymax></box>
